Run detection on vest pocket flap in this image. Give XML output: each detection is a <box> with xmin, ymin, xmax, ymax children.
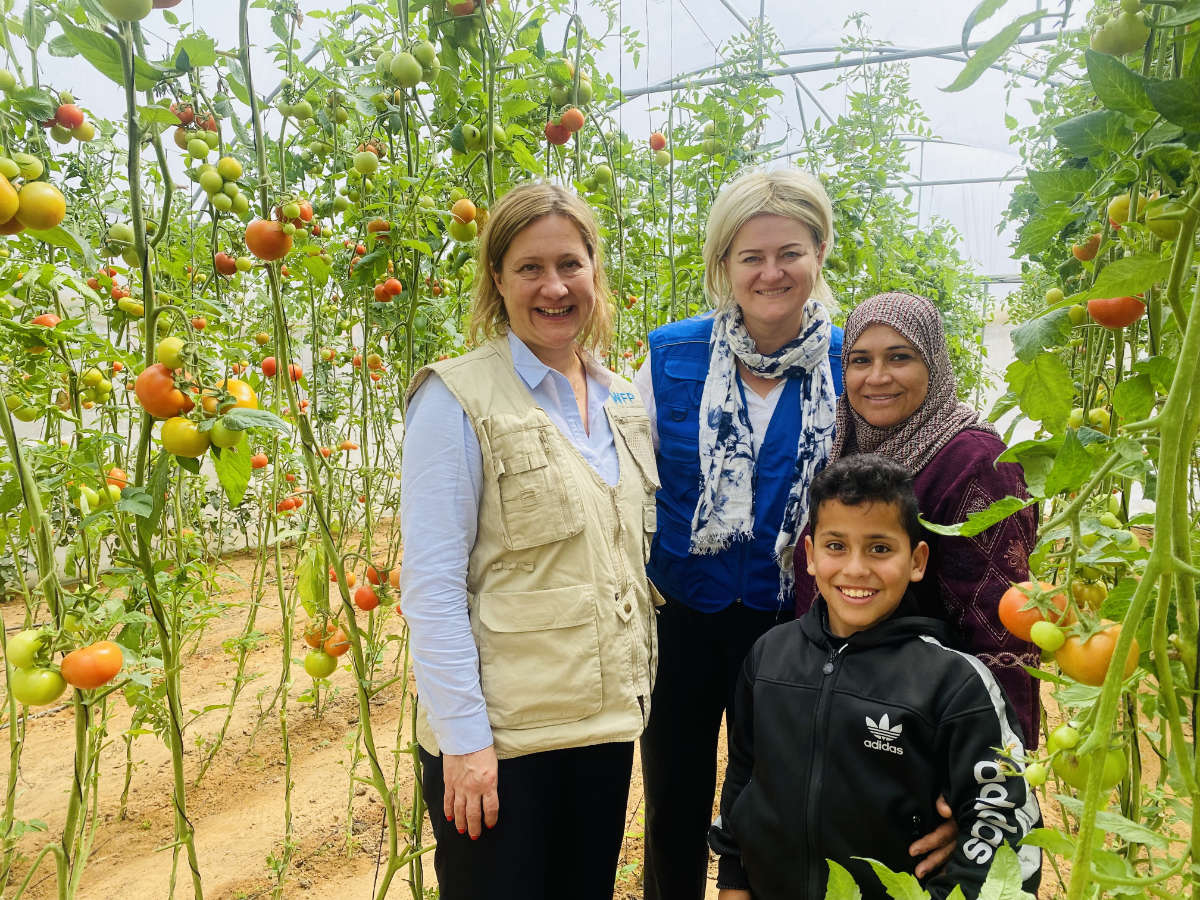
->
<box><xmin>643</xmin><ymin>502</ymin><xmax>657</xmax><ymax>533</ymax></box>
<box><xmin>494</xmin><ymin>442</ymin><xmax>548</xmax><ymax>476</ymax></box>
<box><xmin>662</xmin><ymin>351</ymin><xmax>709</xmax><ymax>382</ymax></box>
<box><xmin>477</xmin><ymin>585</ymin><xmax>596</xmax><ymax>633</ymax></box>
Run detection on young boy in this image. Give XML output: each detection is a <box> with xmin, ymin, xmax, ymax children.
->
<box><xmin>708</xmin><ymin>454</ymin><xmax>1041</xmax><ymax>900</ymax></box>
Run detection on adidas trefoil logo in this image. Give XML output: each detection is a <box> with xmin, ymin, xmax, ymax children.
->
<box><xmin>864</xmin><ymin>713</ymin><xmax>904</xmax><ymax>755</ymax></box>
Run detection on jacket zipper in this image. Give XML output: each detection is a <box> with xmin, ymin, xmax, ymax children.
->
<box><xmin>807</xmin><ymin>642</ymin><xmax>847</xmax><ymax>896</ymax></box>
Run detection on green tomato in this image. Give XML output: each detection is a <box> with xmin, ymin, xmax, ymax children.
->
<box><xmin>1068</xmin><ymin>407</ymin><xmax>1085</xmax><ymax>429</ymax></box>
<box><xmin>1048</xmin><ymin>723</ymin><xmax>1080</xmax><ymax>753</ymax></box>
<box><xmin>6</xmin><ymin>629</ymin><xmax>45</xmax><ymax>669</ymax></box>
<box><xmin>77</xmin><ymin>484</ymin><xmax>101</xmax><ymax>514</ymax></box>
<box><xmin>81</xmin><ymin>367</ymin><xmax>104</xmax><ymax>388</ymax></box>
<box><xmin>202</xmin><ymin>130</ymin><xmax>219</xmax><ymax>149</ymax></box>
<box><xmin>304</xmin><ymin>649</ymin><xmax>337</xmax><ymax>678</ymax></box>
<box><xmin>231</xmin><ymin>193</ymin><xmax>250</xmax><ymax>216</ymax></box>
<box><xmin>594</xmin><ymin>164</ymin><xmax>613</xmax><ymax>183</ymax></box>
<box><xmin>1098</xmin><ymin>511</ymin><xmax>1122</xmax><ymax>529</ymax></box>
<box><xmin>412</xmin><ymin>40</ymin><xmax>437</xmax><ymax>68</ymax></box>
<box><xmin>156</xmin><ymin>336</ymin><xmax>186</xmax><ymax>369</ymax></box>
<box><xmin>1068</xmin><ymin>304</ymin><xmax>1089</xmax><ymax>326</ymax></box>
<box><xmin>211</xmin><ymin>192</ymin><xmax>233</xmax><ymax>213</ymax></box>
<box><xmin>217</xmin><ymin>156</ymin><xmax>242</xmax><ymax>180</ymax></box>
<box><xmin>353</xmin><ymin>151</ymin><xmax>379</xmax><ymax>176</ymax></box>
<box><xmin>187</xmin><ymin>138</ymin><xmax>210</xmax><ymax>160</ymax></box>
<box><xmin>9</xmin><ymin>666</ymin><xmax>67</xmax><ymax>706</ymax></box>
<box><xmin>198</xmin><ymin>167</ymin><xmax>224</xmax><ymax>195</ymax></box>
<box><xmin>209</xmin><ymin>419</ymin><xmax>245</xmax><ymax>449</ymax></box>
<box><xmin>236</xmin><ymin>256</ymin><xmax>253</xmax><ymax>272</ymax></box>
<box><xmin>0</xmin><ymin>70</ymin><xmax>14</xmax><ymax>93</ymax></box>
<box><xmin>1107</xmin><ymin>492</ymin><xmax>1123</xmax><ymax>517</ymax></box>
<box><xmin>1044</xmin><ymin>288</ymin><xmax>1064</xmax><ymax>305</ymax></box>
<box><xmin>1087</xmin><ymin>407</ymin><xmax>1111</xmax><ymax>431</ymax></box>
<box><xmin>1023</xmin><ymin>762</ymin><xmax>1048</xmax><ymax>787</ymax></box>
<box><xmin>447</xmin><ymin>218</ymin><xmax>477</xmax><ymax>242</ymax></box>
<box><xmin>1052</xmin><ymin>747</ymin><xmax>1126</xmax><ymax>791</ymax></box>
<box><xmin>1029</xmin><ymin>620</ymin><xmax>1066</xmax><ymax>653</ymax></box>
<box><xmin>101</xmin><ymin>0</ymin><xmax>152</xmax><ymax>21</ymax></box>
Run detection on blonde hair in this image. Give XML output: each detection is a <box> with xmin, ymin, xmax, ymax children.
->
<box><xmin>468</xmin><ymin>182</ymin><xmax>614</xmax><ymax>352</ymax></box>
<box><xmin>703</xmin><ymin>169</ymin><xmax>836</xmax><ymax>313</ymax></box>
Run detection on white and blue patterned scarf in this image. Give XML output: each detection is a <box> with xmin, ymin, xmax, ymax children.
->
<box><xmin>689</xmin><ymin>301</ymin><xmax>837</xmax><ymax>605</ymax></box>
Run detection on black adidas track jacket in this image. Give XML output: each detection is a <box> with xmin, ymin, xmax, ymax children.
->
<box><xmin>708</xmin><ymin>596</ymin><xmax>1042</xmax><ymax>899</ymax></box>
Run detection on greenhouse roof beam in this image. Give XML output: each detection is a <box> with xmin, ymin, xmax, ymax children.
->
<box><xmin>621</xmin><ymin>30</ymin><xmax>1077</xmax><ymax>99</ymax></box>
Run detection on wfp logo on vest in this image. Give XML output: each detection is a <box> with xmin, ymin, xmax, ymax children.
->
<box><xmin>864</xmin><ymin>713</ymin><xmax>904</xmax><ymax>755</ymax></box>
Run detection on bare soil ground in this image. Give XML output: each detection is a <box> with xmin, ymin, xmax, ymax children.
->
<box><xmin>1</xmin><ymin>545</ymin><xmax>726</xmax><ymax>900</ymax></box>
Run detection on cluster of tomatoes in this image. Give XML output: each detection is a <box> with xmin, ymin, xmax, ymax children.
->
<box><xmin>0</xmin><ymin>150</ymin><xmax>66</xmax><ymax>235</ymax></box>
<box><xmin>997</xmin><ymin>577</ymin><xmax>1139</xmax><ymax>794</ymax></box>
<box><xmin>300</xmin><ymin>566</ymin><xmax>401</xmax><ymax>678</ymax></box>
<box><xmin>44</xmin><ymin>95</ymin><xmax>96</xmax><ymax>144</ymax></box>
<box><xmin>4</xmin><ymin>628</ymin><xmax>124</xmax><ymax>707</ymax></box>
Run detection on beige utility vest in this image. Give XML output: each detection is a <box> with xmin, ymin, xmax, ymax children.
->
<box><xmin>406</xmin><ymin>335</ymin><xmax>662</xmax><ymax>759</ymax></box>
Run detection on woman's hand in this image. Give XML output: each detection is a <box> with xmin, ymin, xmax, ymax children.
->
<box><xmin>442</xmin><ymin>745</ymin><xmax>500</xmax><ymax>839</ymax></box>
<box><xmin>910</xmin><ymin>794</ymin><xmax>958</xmax><ymax>878</ymax></box>
<box><xmin>717</xmin><ymin>891</ymin><xmax>752</xmax><ymax>900</ymax></box>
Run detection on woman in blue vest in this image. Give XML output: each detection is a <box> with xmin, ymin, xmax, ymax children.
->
<box><xmin>634</xmin><ymin>170</ymin><xmax>952</xmax><ymax>897</ymax></box>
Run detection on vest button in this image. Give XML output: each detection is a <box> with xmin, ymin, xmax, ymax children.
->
<box><xmin>624</xmin><ymin>602</ymin><xmax>632</xmax><ymax>614</ymax></box>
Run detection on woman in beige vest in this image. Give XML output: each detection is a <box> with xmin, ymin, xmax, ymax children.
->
<box><xmin>401</xmin><ymin>183</ymin><xmax>660</xmax><ymax>898</ymax></box>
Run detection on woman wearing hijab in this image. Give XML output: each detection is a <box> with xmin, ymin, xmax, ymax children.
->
<box><xmin>797</xmin><ymin>291</ymin><xmax>1040</xmax><ymax>747</ymax></box>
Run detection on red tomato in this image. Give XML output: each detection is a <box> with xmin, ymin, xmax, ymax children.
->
<box><xmin>1087</xmin><ymin>296</ymin><xmax>1145</xmax><ymax>329</ymax></box>
<box><xmin>323</xmin><ymin>627</ymin><xmax>350</xmax><ymax>657</ymax></box>
<box><xmin>250</xmin><ymin>452</ymin><xmax>269</xmax><ymax>469</ymax></box>
<box><xmin>354</xmin><ymin>585</ymin><xmax>379</xmax><ymax>611</ymax></box>
<box><xmin>135</xmin><ymin>363</ymin><xmax>194</xmax><ymax>418</ymax></box>
<box><xmin>997</xmin><ymin>581</ymin><xmax>1073</xmax><ymax>642</ymax></box>
<box><xmin>60</xmin><ymin>641</ymin><xmax>124</xmax><ymax>689</ymax></box>
<box><xmin>1055</xmin><ymin>623</ymin><xmax>1140</xmax><ymax>686</ymax></box>
<box><xmin>245</xmin><ymin>219</ymin><xmax>292</xmax><ymax>261</ymax></box>
<box><xmin>106</xmin><ymin>466</ymin><xmax>128</xmax><ymax>487</ymax></box>
<box><xmin>650</xmin><ymin>131</ymin><xmax>667</xmax><ymax>151</ymax></box>
<box><xmin>214</xmin><ymin>252</ymin><xmax>238</xmax><ymax>275</ymax></box>
<box><xmin>560</xmin><ymin>107</ymin><xmax>585</xmax><ymax>133</ymax></box>
<box><xmin>55</xmin><ymin>104</ymin><xmax>85</xmax><ymax>129</ymax></box>
<box><xmin>261</xmin><ymin>356</ymin><xmax>278</xmax><ymax>377</ymax></box>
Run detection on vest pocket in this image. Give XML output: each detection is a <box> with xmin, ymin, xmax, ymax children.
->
<box><xmin>489</xmin><ymin>424</ymin><xmax>585</xmax><ymax>550</ymax></box>
<box><xmin>475</xmin><ymin>585</ymin><xmax>603</xmax><ymax>729</ymax></box>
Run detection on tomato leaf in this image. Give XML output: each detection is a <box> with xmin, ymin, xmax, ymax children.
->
<box><xmin>920</xmin><ymin>496</ymin><xmax>1035</xmax><ymax>537</ymax></box>
<box><xmin>1145</xmin><ymin>70</ymin><xmax>1200</xmax><ymax>132</ymax></box>
<box><xmin>1053</xmin><ymin>110</ymin><xmax>1133</xmax><ymax>157</ymax></box>
<box><xmin>1006</xmin><ymin>353</ymin><xmax>1073</xmax><ymax>430</ymax></box>
<box><xmin>176</xmin><ymin>456</ymin><xmax>201</xmax><ymax>475</ymax></box>
<box><xmin>56</xmin><ymin>19</ymin><xmax>165</xmax><ymax>92</ymax></box>
<box><xmin>174</xmin><ymin>35</ymin><xmax>217</xmax><ymax>70</ymax></box>
<box><xmin>211</xmin><ymin>442</ymin><xmax>252</xmax><ymax>507</ymax></box>
<box><xmin>1044</xmin><ymin>430</ymin><xmax>1092</xmax><ymax>497</ymax></box>
<box><xmin>1026</xmin><ymin>168</ymin><xmax>1094</xmax><ymax>204</ymax></box>
<box><xmin>1133</xmin><ymin>355</ymin><xmax>1175</xmax><ymax>392</ymax></box>
<box><xmin>220</xmin><ymin>408</ymin><xmax>290</xmax><ymax>434</ymax></box>
<box><xmin>5</xmin><ymin>86</ymin><xmax>56</xmax><ymax>125</ymax></box>
<box><xmin>23</xmin><ymin>3</ymin><xmax>46</xmax><ymax>50</ymax></box>
<box><xmin>1086</xmin><ymin>50</ymin><xmax>1152</xmax><ymax>118</ymax></box>
<box><xmin>134</xmin><ymin>451</ymin><xmax>171</xmax><ymax>548</ymax></box>
<box><xmin>29</xmin><ymin>226</ymin><xmax>99</xmax><ymax>270</ymax></box>
<box><xmin>1077</xmin><ymin>256</ymin><xmax>1172</xmax><ymax>301</ymax></box>
<box><xmin>295</xmin><ymin>542</ymin><xmax>325</xmax><ymax>619</ymax></box>
<box><xmin>976</xmin><ymin>843</ymin><xmax>1027</xmax><ymax>900</ymax></box>
<box><xmin>961</xmin><ymin>0</ymin><xmax>1012</xmax><ymax>54</ymax></box>
<box><xmin>942</xmin><ymin>10</ymin><xmax>1047</xmax><ymax>93</ymax></box>
<box><xmin>1018</xmin><ymin>826</ymin><xmax>1075</xmax><ymax>856</ymax></box>
<box><xmin>1112</xmin><ymin>373</ymin><xmax>1155</xmax><ymax>422</ymax></box>
<box><xmin>852</xmin><ymin>858</ymin><xmax>929</xmax><ymax>899</ymax></box>
<box><xmin>1013</xmin><ymin>203</ymin><xmax>1077</xmax><ymax>259</ymax></box>
<box><xmin>824</xmin><ymin>860</ymin><xmax>863</xmax><ymax>900</ymax></box>
<box><xmin>1159</xmin><ymin>0</ymin><xmax>1200</xmax><ymax>26</ymax></box>
<box><xmin>1010</xmin><ymin>308</ymin><xmax>1072</xmax><ymax>363</ymax></box>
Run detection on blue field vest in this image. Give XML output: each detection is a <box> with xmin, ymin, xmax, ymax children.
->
<box><xmin>645</xmin><ymin>314</ymin><xmax>843</xmax><ymax>613</ymax></box>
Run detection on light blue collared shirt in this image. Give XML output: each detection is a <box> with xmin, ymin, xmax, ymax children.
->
<box><xmin>399</xmin><ymin>331</ymin><xmax>620</xmax><ymax>754</ymax></box>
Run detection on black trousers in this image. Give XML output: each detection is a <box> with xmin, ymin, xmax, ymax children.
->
<box><xmin>420</xmin><ymin>741</ymin><xmax>635</xmax><ymax>900</ymax></box>
<box><xmin>640</xmin><ymin>596</ymin><xmax>791</xmax><ymax>900</ymax></box>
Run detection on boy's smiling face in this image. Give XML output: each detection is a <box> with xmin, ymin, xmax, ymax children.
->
<box><xmin>804</xmin><ymin>498</ymin><xmax>929</xmax><ymax>638</ymax></box>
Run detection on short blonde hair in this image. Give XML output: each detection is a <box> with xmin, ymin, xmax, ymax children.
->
<box><xmin>468</xmin><ymin>182</ymin><xmax>613</xmax><ymax>352</ymax></box>
<box><xmin>703</xmin><ymin>169</ymin><xmax>836</xmax><ymax>313</ymax></box>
